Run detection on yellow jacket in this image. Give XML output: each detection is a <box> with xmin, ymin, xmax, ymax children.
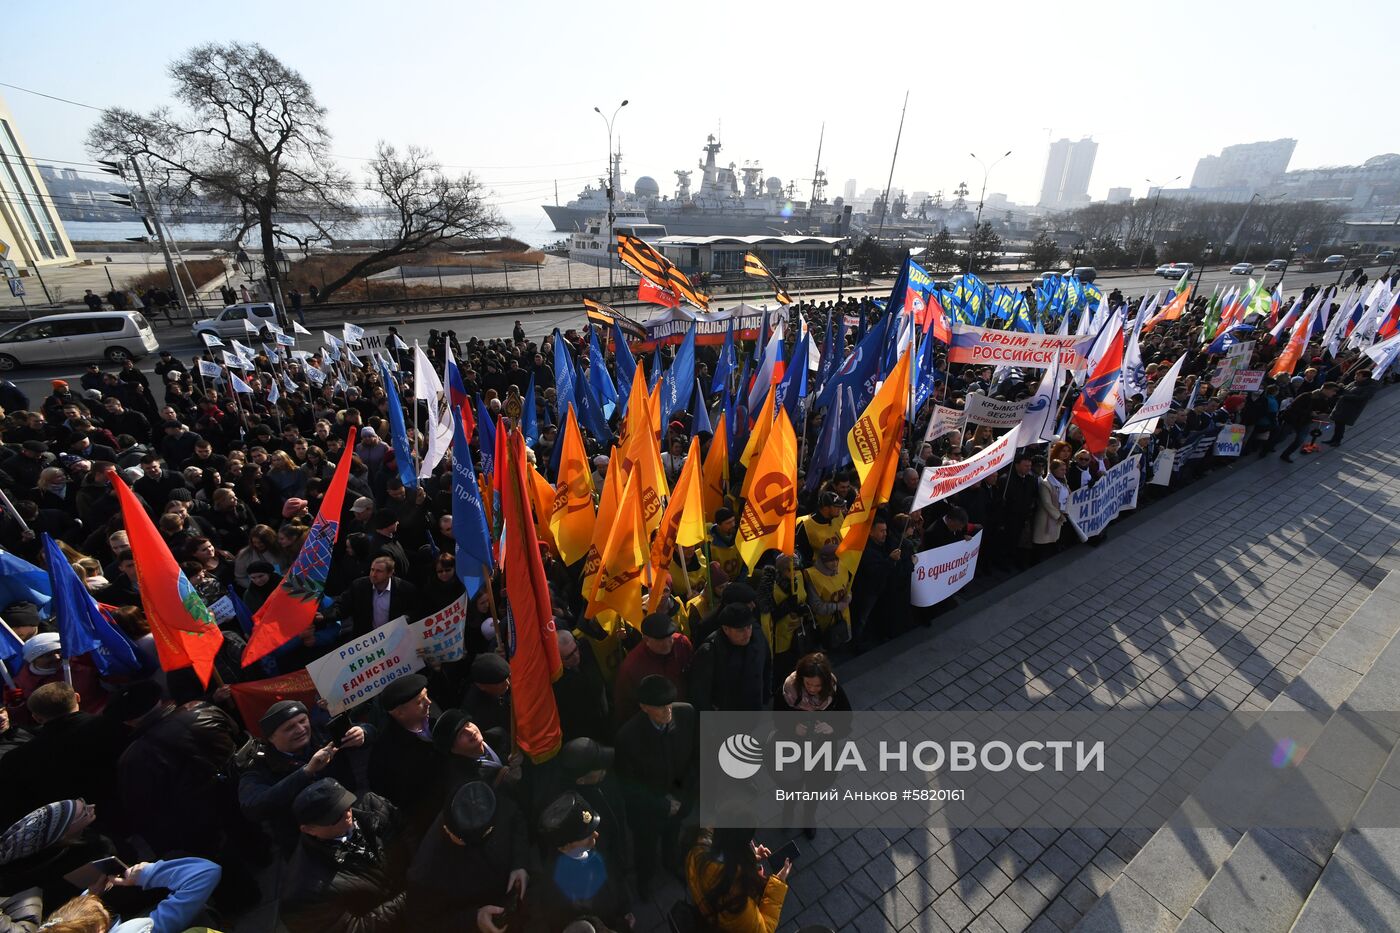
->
<box><xmin>760</xmin><ymin>572</ymin><xmax>808</xmax><ymax>656</ymax></box>
<box><xmin>803</xmin><ymin>561</ymin><xmax>854</xmax><ymax>631</ymax></box>
<box><xmin>685</xmin><ymin>844</ymin><xmax>787</xmax><ymax>933</ymax></box>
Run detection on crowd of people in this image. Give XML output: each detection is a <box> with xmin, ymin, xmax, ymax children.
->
<box><xmin>0</xmin><ymin>270</ymin><xmax>1392</xmax><ymax>932</ymax></box>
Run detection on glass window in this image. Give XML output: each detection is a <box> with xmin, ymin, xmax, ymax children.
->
<box><xmin>0</xmin><ymin>119</ymin><xmax>68</xmax><ymax>259</ymax></box>
<box><xmin>54</xmin><ymin>319</ymin><xmax>98</xmax><ymax>337</ymax></box>
<box><xmin>3</xmin><ymin>322</ymin><xmax>57</xmax><ymax>342</ymax></box>
<box><xmin>223</xmin><ymin>307</ymin><xmax>248</xmax><ymax>321</ymax></box>
<box><xmin>94</xmin><ymin>317</ymin><xmax>126</xmax><ymax>334</ymax></box>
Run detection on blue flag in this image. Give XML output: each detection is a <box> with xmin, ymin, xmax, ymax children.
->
<box><xmin>574</xmin><ymin>359</ymin><xmax>614</xmax><ymax>446</ymax></box>
<box><xmin>777</xmin><ymin>331</ymin><xmax>809</xmax><ymax>420</ymax></box>
<box><xmin>0</xmin><ymin>547</ymin><xmax>53</xmax><ymax>614</ymax></box>
<box><xmin>914</xmin><ymin>332</ymin><xmax>941</xmax><ymax>410</ymax></box>
<box><xmin>43</xmin><ymin>534</ymin><xmax>143</xmax><ymax>676</ymax></box>
<box><xmin>612</xmin><ymin>320</ymin><xmax>637</xmax><ymax>419</ymax></box>
<box><xmin>553</xmin><ymin>329</ymin><xmax>576</xmax><ymax>422</ymax></box>
<box><xmin>452</xmin><ymin>409</ymin><xmax>493</xmax><ymax>598</ymax></box>
<box><xmin>587</xmin><ymin>328</ymin><xmax>617</xmax><ymax>419</ymax></box>
<box><xmin>0</xmin><ymin>617</ymin><xmax>24</xmax><ymax>678</ymax></box>
<box><xmin>712</xmin><ymin>317</ymin><xmax>737</xmax><ymax>394</ymax></box>
<box><xmin>521</xmin><ymin>375</ymin><xmax>539</xmax><ymax>448</ymax></box>
<box><xmin>817</xmin><ymin>310</ymin><xmax>890</xmax><ymax>413</ymax></box>
<box><xmin>691</xmin><ymin>379</ymin><xmax>712</xmax><ymax>439</ymax></box>
<box><xmin>378</xmin><ymin>360</ymin><xmax>418</xmax><ymax>489</ymax></box>
<box><xmin>661</xmin><ymin>324</ymin><xmax>697</xmax><ymax>429</ymax></box>
<box><xmin>475</xmin><ymin>397</ymin><xmax>496</xmax><ymax>478</ymax></box>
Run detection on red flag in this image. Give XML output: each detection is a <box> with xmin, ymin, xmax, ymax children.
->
<box><xmin>501</xmin><ymin>428</ymin><xmax>563</xmax><ymax>763</ymax></box>
<box><xmin>110</xmin><ymin>471</ymin><xmax>224</xmax><ymax>686</ymax></box>
<box><xmin>926</xmin><ymin>293</ymin><xmax>952</xmax><ymax>344</ymax></box>
<box><xmin>1070</xmin><ymin>325</ymin><xmax>1124</xmax><ymax>457</ymax></box>
<box><xmin>230</xmin><ymin>669</ymin><xmax>319</xmax><ymax>738</ymax></box>
<box><xmin>638</xmin><ymin>276</ymin><xmax>680</xmax><ymax>309</ymax></box>
<box><xmin>242</xmin><ymin>427</ymin><xmax>358</xmax><ymax>665</ymax></box>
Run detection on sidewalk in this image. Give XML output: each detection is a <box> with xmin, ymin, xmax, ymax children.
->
<box><xmin>781</xmin><ymin>388</ymin><xmax>1400</xmax><ymax>932</ymax></box>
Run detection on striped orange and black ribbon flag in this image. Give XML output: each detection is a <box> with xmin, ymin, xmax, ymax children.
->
<box><xmin>743</xmin><ymin>251</ymin><xmax>793</xmax><ymax>305</ymax></box>
<box><xmin>583</xmin><ymin>297</ymin><xmax>646</xmax><ymax>342</ymax></box>
<box><xmin>616</xmin><ymin>233</ymin><xmax>710</xmax><ymax>310</ymax></box>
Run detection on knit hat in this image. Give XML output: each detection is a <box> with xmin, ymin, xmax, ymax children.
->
<box><xmin>0</xmin><ymin>801</ymin><xmax>81</xmax><ymax>866</ymax></box>
<box><xmin>259</xmin><ymin>700</ymin><xmax>309</xmax><ymax>736</ymax></box>
<box><xmin>248</xmin><ymin>560</ymin><xmax>276</xmax><ymax>576</ymax></box>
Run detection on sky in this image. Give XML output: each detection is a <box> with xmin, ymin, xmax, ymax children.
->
<box><xmin>6</xmin><ymin>0</ymin><xmax>1395</xmax><ymax>239</ymax></box>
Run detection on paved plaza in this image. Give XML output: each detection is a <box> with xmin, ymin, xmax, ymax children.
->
<box><xmin>743</xmin><ymin>386</ymin><xmax>1400</xmax><ymax>933</ymax></box>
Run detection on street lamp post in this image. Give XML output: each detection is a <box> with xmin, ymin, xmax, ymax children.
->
<box><xmin>966</xmin><ymin>150</ymin><xmax>1011</xmax><ymax>273</ymax></box>
<box><xmin>1136</xmin><ymin>175</ymin><xmax>1181</xmax><ymax>268</ymax></box>
<box><xmin>1278</xmin><ymin>244</ymin><xmax>1296</xmax><ymax>291</ymax></box>
<box><xmin>1193</xmin><ymin>242</ymin><xmax>1213</xmax><ymax>297</ymax></box>
<box><xmin>236</xmin><ymin>247</ymin><xmax>292</xmax><ymax>329</ymax></box>
<box><xmin>835</xmin><ymin>244</ymin><xmax>851</xmax><ymax>301</ymax></box>
<box><xmin>592</xmin><ymin>100</ymin><xmax>629</xmax><ymax>291</ymax></box>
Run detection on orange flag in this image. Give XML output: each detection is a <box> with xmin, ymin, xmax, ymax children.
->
<box><xmin>243</xmin><ymin>426</ymin><xmax>358</xmax><ymax>665</ymax></box>
<box><xmin>1270</xmin><ymin>306</ymin><xmax>1316</xmax><ymax>377</ymax></box>
<box><xmin>529</xmin><ymin>465</ymin><xmax>558</xmax><ymax>554</ymax></box>
<box><xmin>548</xmin><ymin>405</ymin><xmax>596</xmax><ymax>565</ymax></box>
<box><xmin>618</xmin><ymin>373</ymin><xmax>668</xmax><ymax>534</ymax></box>
<box><xmin>501</xmin><ymin>428</ymin><xmax>563</xmax><ymax>763</ymax></box>
<box><xmin>701</xmin><ymin>411</ymin><xmax>730</xmax><ymax>518</ymax></box>
<box><xmin>615</xmin><ymin>362</ymin><xmax>649</xmax><ymax>452</ymax></box>
<box><xmin>587</xmin><ymin>470</ymin><xmax>648</xmax><ymax>626</ymax></box>
<box><xmin>736</xmin><ymin>407</ymin><xmax>798</xmax><ymax>569</ymax></box>
<box><xmin>1143</xmin><ymin>284</ymin><xmax>1192</xmax><ymax>333</ymax></box>
<box><xmin>580</xmin><ymin>455</ymin><xmax>625</xmax><ymax>604</ymax></box>
<box><xmin>739</xmin><ymin>386</ymin><xmax>777</xmax><ymax>499</ymax></box>
<box><xmin>110</xmin><ymin>470</ymin><xmax>224</xmax><ymax>686</ymax></box>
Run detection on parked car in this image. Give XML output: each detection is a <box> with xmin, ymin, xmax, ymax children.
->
<box><xmin>1265</xmin><ymin>259</ymin><xmax>1289</xmax><ymax>271</ymax></box>
<box><xmin>1229</xmin><ymin>262</ymin><xmax>1254</xmax><ymax>275</ymax></box>
<box><xmin>1070</xmin><ymin>266</ymin><xmax>1097</xmax><ymax>283</ymax></box>
<box><xmin>0</xmin><ymin>311</ymin><xmax>160</xmax><ymax>371</ymax></box>
<box><xmin>1321</xmin><ymin>254</ymin><xmax>1346</xmax><ymax>269</ymax></box>
<box><xmin>191</xmin><ymin>302</ymin><xmax>279</xmax><ymax>341</ymax></box>
<box><xmin>1376</xmin><ymin>250</ymin><xmax>1395</xmax><ymax>263</ymax></box>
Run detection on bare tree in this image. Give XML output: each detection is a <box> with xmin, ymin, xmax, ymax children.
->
<box><xmin>310</xmin><ymin>143</ymin><xmax>504</xmax><ymax>302</ymax></box>
<box><xmin>87</xmin><ymin>43</ymin><xmax>354</xmax><ymax>317</ymax></box>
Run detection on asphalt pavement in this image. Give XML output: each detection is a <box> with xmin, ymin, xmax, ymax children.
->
<box><xmin>1</xmin><ymin>264</ymin><xmax>1371</xmax><ymax>404</ymax></box>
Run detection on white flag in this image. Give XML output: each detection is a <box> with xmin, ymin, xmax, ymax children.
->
<box><xmin>267</xmin><ymin>378</ymin><xmax>280</xmax><ymax>405</ymax></box>
<box><xmin>200</xmin><ymin>332</ymin><xmax>225</xmax><ymax>348</ymax></box>
<box><xmin>293</xmin><ymin>321</ymin><xmax>312</xmax><ymax>336</ymax></box>
<box><xmin>243</xmin><ymin>319</ymin><xmax>258</xmax><ymax>336</ymax></box>
<box><xmin>346</xmin><ymin>348</ymin><xmax>363</xmax><ymax>369</ymax></box>
<box><xmin>229</xmin><ymin>373</ymin><xmax>254</xmax><ymax>394</ymax></box>
<box><xmin>1017</xmin><ymin>355</ymin><xmax>1061</xmax><ymax>446</ymax></box>
<box><xmin>197</xmin><ymin>359</ymin><xmax>222</xmax><ymax>379</ymax></box>
<box><xmin>322</xmin><ymin>330</ymin><xmax>342</xmax><ymax>348</ymax></box>
<box><xmin>415</xmin><ymin>343</ymin><xmax>453</xmax><ymax>476</ymax></box>
<box><xmin>281</xmin><ymin>373</ymin><xmax>298</xmax><ymax>393</ymax></box>
<box><xmin>1121</xmin><ymin>353</ymin><xmax>1185</xmax><ymax>433</ymax></box>
<box><xmin>393</xmin><ymin>334</ymin><xmax>410</xmax><ymax>351</ymax></box>
<box><xmin>221</xmin><ymin>350</ymin><xmax>247</xmax><ymax>370</ymax></box>
<box><xmin>343</xmin><ymin>322</ymin><xmax>365</xmax><ymax>345</ymax></box>
<box><xmin>304</xmin><ymin>364</ymin><xmax>327</xmax><ymax>386</ymax></box>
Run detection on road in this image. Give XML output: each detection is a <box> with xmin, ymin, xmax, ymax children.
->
<box><xmin>2</xmin><ymin>264</ymin><xmax>1381</xmax><ymax>404</ymax></box>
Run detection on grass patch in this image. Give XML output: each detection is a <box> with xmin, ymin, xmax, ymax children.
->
<box><xmin>124</xmin><ymin>258</ymin><xmax>227</xmax><ymax>293</ymax></box>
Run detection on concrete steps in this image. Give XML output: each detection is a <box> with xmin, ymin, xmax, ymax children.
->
<box><xmin>1073</xmin><ymin>572</ymin><xmax>1400</xmax><ymax>933</ymax></box>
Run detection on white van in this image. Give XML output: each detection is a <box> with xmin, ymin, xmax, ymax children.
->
<box><xmin>191</xmin><ymin>302</ymin><xmax>280</xmax><ymax>341</ymax></box>
<box><xmin>0</xmin><ymin>311</ymin><xmax>160</xmax><ymax>371</ymax></box>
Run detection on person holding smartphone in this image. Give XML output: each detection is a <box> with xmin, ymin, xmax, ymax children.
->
<box><xmin>685</xmin><ymin>826</ymin><xmax>793</xmax><ymax>933</ymax></box>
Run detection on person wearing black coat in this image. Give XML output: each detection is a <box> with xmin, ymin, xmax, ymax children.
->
<box><xmin>851</xmin><ymin>518</ymin><xmax>900</xmax><ymax>649</ymax></box>
<box><xmin>281</xmin><ymin>782</ymin><xmax>408</xmax><ymax>933</ymax></box>
<box><xmin>1327</xmin><ymin>370</ymin><xmax>1377</xmax><ymax>447</ymax></box>
<box><xmin>686</xmin><ymin>607</ymin><xmax>772</xmax><ymax>713</ymax></box>
<box><xmin>1276</xmin><ymin>383</ymin><xmax>1340</xmax><ymax>461</ymax></box>
<box><xmin>997</xmin><ymin>455</ymin><xmax>1040</xmax><ymax>569</ymax></box>
<box><xmin>614</xmin><ymin>676</ymin><xmax>699</xmax><ymax>897</ymax></box>
<box><xmin>366</xmin><ymin>675</ymin><xmax>445</xmax><ymax>837</ymax></box>
<box><xmin>329</xmin><ymin>561</ymin><xmax>421</xmax><ymax>641</ymax></box>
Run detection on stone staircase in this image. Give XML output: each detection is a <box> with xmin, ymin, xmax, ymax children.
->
<box><xmin>1073</xmin><ymin>572</ymin><xmax>1400</xmax><ymax>933</ymax></box>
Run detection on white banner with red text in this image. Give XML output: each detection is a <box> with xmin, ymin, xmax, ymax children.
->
<box><xmin>948</xmin><ymin>325</ymin><xmax>1095</xmax><ymax>370</ymax></box>
<box><xmin>911</xmin><ymin>531</ymin><xmax>983</xmax><ymax>607</ymax></box>
<box><xmin>912</xmin><ymin>427</ymin><xmax>1019</xmax><ymax>510</ymax></box>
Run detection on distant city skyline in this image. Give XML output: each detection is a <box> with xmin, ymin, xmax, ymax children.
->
<box><xmin>3</xmin><ymin>0</ymin><xmax>1396</xmax><ymax>236</ymax></box>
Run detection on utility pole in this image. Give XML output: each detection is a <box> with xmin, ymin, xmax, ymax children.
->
<box><xmin>128</xmin><ymin>159</ymin><xmax>191</xmax><ymax>321</ymax></box>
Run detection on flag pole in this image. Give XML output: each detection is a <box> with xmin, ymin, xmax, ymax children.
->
<box><xmin>0</xmin><ymin>488</ymin><xmax>32</xmax><ymax>536</ymax></box>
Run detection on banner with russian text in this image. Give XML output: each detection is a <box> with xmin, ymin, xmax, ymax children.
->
<box><xmin>640</xmin><ymin>304</ymin><xmax>788</xmax><ymax>350</ymax></box>
<box><xmin>1213</xmin><ymin>424</ymin><xmax>1246</xmax><ymax>457</ymax></box>
<box><xmin>948</xmin><ymin>325</ymin><xmax>1094</xmax><ymax>370</ymax></box>
<box><xmin>1067</xmin><ymin>455</ymin><xmax>1142</xmax><ymax>541</ymax></box>
<box><xmin>912</xmin><ymin>427</ymin><xmax>1019</xmax><ymax>510</ymax></box>
<box><xmin>404</xmin><ymin>594</ymin><xmax>469</xmax><ymax>664</ymax></box>
<box><xmin>963</xmin><ymin>394</ymin><xmax>1030</xmax><ymax>429</ymax></box>
<box><xmin>1229</xmin><ymin>370</ymin><xmax>1265</xmax><ymax>392</ymax></box>
<box><xmin>923</xmin><ymin>404</ymin><xmax>967</xmax><ymax>443</ymax></box>
<box><xmin>911</xmin><ymin>531</ymin><xmax>983</xmax><ymax>607</ymax></box>
<box><xmin>306</xmin><ymin>616</ymin><xmax>425</xmax><ymax>715</ymax></box>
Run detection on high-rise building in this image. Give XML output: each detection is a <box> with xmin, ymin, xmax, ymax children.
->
<box><xmin>1106</xmin><ymin>187</ymin><xmax>1132</xmax><ymax>204</ymax></box>
<box><xmin>843</xmin><ymin>178</ymin><xmax>857</xmax><ymax>202</ymax></box>
<box><xmin>1190</xmin><ymin>139</ymin><xmax>1296</xmax><ymax>191</ymax></box>
<box><xmin>0</xmin><ymin>94</ymin><xmax>74</xmax><ymax>269</ymax></box>
<box><xmin>1039</xmin><ymin>137</ymin><xmax>1097</xmax><ymax>207</ymax></box>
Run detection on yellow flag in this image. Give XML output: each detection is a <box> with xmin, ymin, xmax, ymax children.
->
<box><xmin>615</xmin><ymin>361</ymin><xmax>649</xmax><ymax>452</ymax></box>
<box><xmin>839</xmin><ymin>347</ymin><xmax>912</xmax><ymax>557</ymax></box>
<box><xmin>588</xmin><ymin>470</ymin><xmax>647</xmax><ymax>625</ymax></box>
<box><xmin>649</xmin><ymin>435</ymin><xmax>706</xmax><ymax>597</ymax></box>
<box><xmin>701</xmin><ymin>411</ymin><xmax>730</xmax><ymax>518</ymax></box>
<box><xmin>736</xmin><ymin>407</ymin><xmax>798</xmax><ymax>569</ymax></box>
<box><xmin>739</xmin><ymin>385</ymin><xmax>777</xmax><ymax>500</ymax></box>
<box><xmin>581</xmin><ymin>455</ymin><xmax>625</xmax><ymax>603</ymax></box>
<box><xmin>548</xmin><ymin>405</ymin><xmax>596</xmax><ymax>565</ymax></box>
<box><xmin>847</xmin><ymin>346</ymin><xmax>912</xmax><ymax>486</ymax></box>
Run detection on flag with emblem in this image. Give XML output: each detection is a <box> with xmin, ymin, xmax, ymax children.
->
<box><xmin>736</xmin><ymin>407</ymin><xmax>798</xmax><ymax>569</ymax></box>
<box><xmin>1070</xmin><ymin>319</ymin><xmax>1124</xmax><ymax>456</ymax></box>
<box><xmin>587</xmin><ymin>469</ymin><xmax>648</xmax><ymax>625</ymax></box>
<box><xmin>647</xmin><ymin>435</ymin><xmax>706</xmax><ymax>606</ymax></box>
<box><xmin>244</xmin><ymin>427</ymin><xmax>359</xmax><ymax>665</ymax></box>
<box><xmin>548</xmin><ymin>405</ymin><xmax>596</xmax><ymax>565</ymax></box>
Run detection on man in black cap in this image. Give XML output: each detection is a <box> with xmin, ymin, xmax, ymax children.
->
<box><xmin>431</xmin><ymin>709</ymin><xmax>517</xmax><ymax>796</ymax></box>
<box><xmin>7</xmin><ymin>440</ymin><xmax>49</xmax><ymax>491</ymax></box>
<box><xmin>237</xmin><ymin>700</ymin><xmax>371</xmax><ymax>852</ymax></box>
<box><xmin>330</xmin><ymin>556</ymin><xmax>421</xmax><ymax>641</ymax></box>
<box><xmin>544</xmin><ymin>738</ymin><xmax>633</xmax><ymax>902</ymax></box>
<box><xmin>613</xmin><ymin>612</ymin><xmax>693</xmax><ymax>726</ymax></box>
<box><xmin>614</xmin><ymin>675</ymin><xmax>698</xmax><ymax>897</ymax></box>
<box><xmin>368</xmin><ymin>674</ymin><xmax>445</xmax><ymax>834</ymax></box>
<box><xmin>367</xmin><ymin>509</ymin><xmax>411</xmax><ymax>571</ymax></box>
<box><xmin>693</xmin><ymin>578</ymin><xmax>759</xmax><ymax>645</ymax></box>
<box><xmin>796</xmin><ymin>490</ymin><xmax>846</xmax><ymax>564</ymax></box>
<box><xmin>708</xmin><ymin>507</ymin><xmax>743</xmax><ymax>582</ymax></box>
<box><xmin>534</xmin><ymin>791</ymin><xmax>633</xmax><ymax>931</ymax></box>
<box><xmin>281</xmin><ymin>779</ymin><xmax>408</xmax><ymax>933</ymax></box>
<box><xmin>688</xmin><ymin>604</ymin><xmax>772</xmax><ymax>712</ymax></box>
<box><xmin>461</xmin><ymin>653</ymin><xmax>512</xmax><ymax>735</ymax></box>
<box><xmin>405</xmin><ymin>782</ymin><xmax>532</xmax><ymax>933</ymax></box>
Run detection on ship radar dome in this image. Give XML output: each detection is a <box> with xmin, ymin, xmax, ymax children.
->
<box><xmin>635</xmin><ymin>176</ymin><xmax>660</xmax><ymax>198</ymax></box>
<box><xmin>765</xmin><ymin>177</ymin><xmax>783</xmax><ymax>195</ymax></box>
